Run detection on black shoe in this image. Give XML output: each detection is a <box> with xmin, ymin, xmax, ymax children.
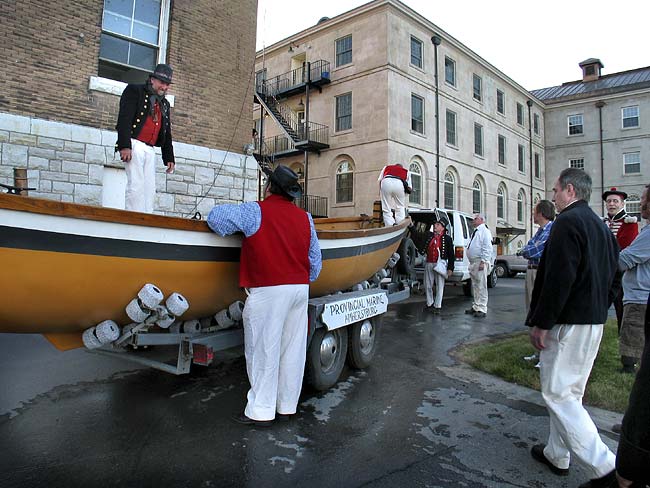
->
<box><xmin>473</xmin><ymin>311</ymin><xmax>486</xmax><ymax>318</ymax></box>
<box><xmin>276</xmin><ymin>413</ymin><xmax>294</xmax><ymax>422</ymax></box>
<box><xmin>530</xmin><ymin>444</ymin><xmax>569</xmax><ymax>476</ymax></box>
<box><xmin>423</xmin><ymin>305</ymin><xmax>434</xmax><ymax>313</ymax></box>
<box><xmin>232</xmin><ymin>413</ymin><xmax>273</xmax><ymax>427</ymax></box>
<box><xmin>465</xmin><ymin>308</ymin><xmax>476</xmax><ymax>314</ymax></box>
<box><xmin>578</xmin><ymin>470</ymin><xmax>617</xmax><ymax>488</ymax></box>
<box><xmin>432</xmin><ymin>307</ymin><xmax>441</xmax><ymax>314</ymax></box>
<box><xmin>620</xmin><ymin>365</ymin><xmax>636</xmax><ymax>374</ymax></box>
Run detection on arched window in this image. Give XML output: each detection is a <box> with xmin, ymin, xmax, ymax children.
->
<box><xmin>409</xmin><ymin>162</ymin><xmax>422</xmax><ymax>205</ymax></box>
<box><xmin>627</xmin><ymin>193</ymin><xmax>641</xmax><ymax>219</ymax></box>
<box><xmin>517</xmin><ymin>189</ymin><xmax>526</xmax><ymax>223</ymax></box>
<box><xmin>336</xmin><ymin>161</ymin><xmax>354</xmax><ymax>203</ymax></box>
<box><xmin>444</xmin><ymin>171</ymin><xmax>455</xmax><ymax>209</ymax></box>
<box><xmin>497</xmin><ymin>184</ymin><xmax>507</xmax><ymax>219</ymax></box>
<box><xmin>534</xmin><ymin>193</ymin><xmax>541</xmax><ymax>206</ymax></box>
<box><xmin>472</xmin><ymin>179</ymin><xmax>482</xmax><ymax>214</ymax></box>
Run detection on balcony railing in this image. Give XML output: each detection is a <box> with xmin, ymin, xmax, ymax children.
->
<box><xmin>296</xmin><ymin>194</ymin><xmax>328</xmax><ymax>218</ymax></box>
<box><xmin>257</xmin><ymin>60</ymin><xmax>331</xmax><ymax>98</ymax></box>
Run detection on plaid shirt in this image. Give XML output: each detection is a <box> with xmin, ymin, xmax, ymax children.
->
<box><xmin>520</xmin><ymin>220</ymin><xmax>553</xmax><ymax>265</ymax></box>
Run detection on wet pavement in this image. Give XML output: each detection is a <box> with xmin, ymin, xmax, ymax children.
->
<box><xmin>0</xmin><ymin>278</ymin><xmax>621</xmax><ymax>487</ymax></box>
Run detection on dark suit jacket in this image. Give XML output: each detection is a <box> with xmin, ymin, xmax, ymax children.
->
<box><xmin>526</xmin><ymin>200</ymin><xmax>620</xmax><ymax>330</ymax></box>
<box><xmin>115</xmin><ymin>83</ymin><xmax>175</xmax><ymax>164</ymax></box>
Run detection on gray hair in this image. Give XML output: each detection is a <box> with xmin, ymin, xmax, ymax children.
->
<box><xmin>474</xmin><ymin>213</ymin><xmax>486</xmax><ymax>222</ymax></box>
<box><xmin>557</xmin><ymin>168</ymin><xmax>592</xmax><ymax>202</ymax></box>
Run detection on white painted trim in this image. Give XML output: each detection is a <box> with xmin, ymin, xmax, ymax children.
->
<box><xmin>88</xmin><ymin>76</ymin><xmax>176</xmax><ymax>106</ymax></box>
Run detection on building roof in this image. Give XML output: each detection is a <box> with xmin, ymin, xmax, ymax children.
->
<box><xmin>531</xmin><ymin>66</ymin><xmax>650</xmax><ymax>102</ymax></box>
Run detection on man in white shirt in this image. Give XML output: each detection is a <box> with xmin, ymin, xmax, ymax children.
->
<box><xmin>465</xmin><ymin>214</ymin><xmax>493</xmax><ymax>318</ymax></box>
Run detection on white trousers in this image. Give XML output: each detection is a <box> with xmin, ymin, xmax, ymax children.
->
<box><xmin>525</xmin><ymin>268</ymin><xmax>537</xmax><ymax>312</ymax></box>
<box><xmin>243</xmin><ymin>284</ymin><xmax>309</xmax><ymax>421</ymax></box>
<box><xmin>380</xmin><ymin>177</ymin><xmax>406</xmax><ymax>226</ymax></box>
<box><xmin>125</xmin><ymin>139</ymin><xmax>156</xmax><ymax>213</ymax></box>
<box><xmin>469</xmin><ymin>261</ymin><xmax>489</xmax><ymax>313</ymax></box>
<box><xmin>539</xmin><ymin>323</ymin><xmax>616</xmax><ymax>478</ymax></box>
<box><xmin>424</xmin><ymin>262</ymin><xmax>445</xmax><ymax>308</ymax></box>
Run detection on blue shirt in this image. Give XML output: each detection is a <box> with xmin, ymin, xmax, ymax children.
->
<box><xmin>619</xmin><ymin>224</ymin><xmax>650</xmax><ymax>305</ymax></box>
<box><xmin>520</xmin><ymin>221</ymin><xmax>553</xmax><ymax>265</ymax></box>
<box><xmin>207</xmin><ymin>201</ymin><xmax>322</xmax><ymax>283</ymax></box>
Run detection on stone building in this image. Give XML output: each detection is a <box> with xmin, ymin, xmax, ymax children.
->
<box><xmin>533</xmin><ymin>59</ymin><xmax>650</xmax><ymax>220</ymax></box>
<box><xmin>254</xmin><ymin>0</ymin><xmax>546</xmax><ymax>252</ymax></box>
<box><xmin>0</xmin><ymin>0</ymin><xmax>258</xmax><ymax>216</ymax></box>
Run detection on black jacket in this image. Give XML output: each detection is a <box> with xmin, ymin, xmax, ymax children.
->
<box><xmin>115</xmin><ymin>83</ymin><xmax>175</xmax><ymax>164</ymax></box>
<box><xmin>526</xmin><ymin>200</ymin><xmax>620</xmax><ymax>330</ymax></box>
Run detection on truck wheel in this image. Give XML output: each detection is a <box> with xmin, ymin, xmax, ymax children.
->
<box><xmin>462</xmin><ymin>280</ymin><xmax>472</xmax><ymax>297</ymax></box>
<box><xmin>347</xmin><ymin>316</ymin><xmax>381</xmax><ymax>369</ymax></box>
<box><xmin>494</xmin><ymin>262</ymin><xmax>508</xmax><ymax>278</ymax></box>
<box><xmin>306</xmin><ymin>326</ymin><xmax>348</xmax><ymax>391</ymax></box>
<box><xmin>396</xmin><ymin>238</ymin><xmax>416</xmax><ymax>275</ymax></box>
<box><xmin>487</xmin><ymin>269</ymin><xmax>498</xmax><ymax>288</ymax></box>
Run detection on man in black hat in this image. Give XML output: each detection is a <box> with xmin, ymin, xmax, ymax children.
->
<box><xmin>115</xmin><ymin>63</ymin><xmax>176</xmax><ymax>213</ymax></box>
<box><xmin>207</xmin><ymin>165</ymin><xmax>322</xmax><ymax>427</ymax></box>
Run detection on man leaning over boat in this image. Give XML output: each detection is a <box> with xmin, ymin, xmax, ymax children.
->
<box><xmin>207</xmin><ymin>165</ymin><xmax>322</xmax><ymax>426</ymax></box>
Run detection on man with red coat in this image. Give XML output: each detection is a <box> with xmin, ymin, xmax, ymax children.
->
<box><xmin>378</xmin><ymin>163</ymin><xmax>412</xmax><ymax>226</ymax></box>
<box><xmin>207</xmin><ymin>165</ymin><xmax>322</xmax><ymax>426</ymax></box>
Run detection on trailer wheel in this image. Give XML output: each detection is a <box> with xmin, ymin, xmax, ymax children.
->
<box><xmin>396</xmin><ymin>238</ymin><xmax>416</xmax><ymax>275</ymax></box>
<box><xmin>347</xmin><ymin>316</ymin><xmax>380</xmax><ymax>369</ymax></box>
<box><xmin>306</xmin><ymin>326</ymin><xmax>348</xmax><ymax>391</ymax></box>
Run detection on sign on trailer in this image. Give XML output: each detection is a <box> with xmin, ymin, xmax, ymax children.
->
<box><xmin>320</xmin><ymin>291</ymin><xmax>388</xmax><ymax>330</ymax></box>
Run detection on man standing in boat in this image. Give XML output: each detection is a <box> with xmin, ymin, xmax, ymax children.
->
<box><xmin>378</xmin><ymin>163</ymin><xmax>412</xmax><ymax>226</ymax></box>
<box><xmin>115</xmin><ymin>64</ymin><xmax>176</xmax><ymax>213</ymax></box>
<box><xmin>207</xmin><ymin>165</ymin><xmax>322</xmax><ymax>427</ymax></box>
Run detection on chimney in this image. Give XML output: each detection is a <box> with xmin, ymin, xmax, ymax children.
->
<box><xmin>579</xmin><ymin>58</ymin><xmax>604</xmax><ymax>82</ymax></box>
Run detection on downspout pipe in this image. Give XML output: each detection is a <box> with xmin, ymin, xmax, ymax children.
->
<box><xmin>431</xmin><ymin>34</ymin><xmax>442</xmax><ymax>208</ymax></box>
<box><xmin>596</xmin><ymin>100</ymin><xmax>606</xmax><ymax>215</ymax></box>
<box><xmin>526</xmin><ymin>100</ymin><xmax>534</xmax><ymax>238</ymax></box>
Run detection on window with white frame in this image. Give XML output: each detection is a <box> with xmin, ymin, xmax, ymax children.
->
<box><xmin>444</xmin><ymin>172</ymin><xmax>455</xmax><ymax>209</ymax></box>
<box><xmin>335</xmin><ymin>161</ymin><xmax>353</xmax><ymax>203</ymax></box>
<box><xmin>518</xmin><ymin>144</ymin><xmax>525</xmax><ymax>173</ymax></box>
<box><xmin>497</xmin><ymin>184</ymin><xmax>506</xmax><ymax>219</ymax></box>
<box><xmin>624</xmin><ymin>151</ymin><xmax>641</xmax><ymax>174</ymax></box>
<box><xmin>622</xmin><ymin>106</ymin><xmax>640</xmax><ymax>128</ymax></box>
<box><xmin>472</xmin><ymin>74</ymin><xmax>482</xmax><ymax>102</ymax></box>
<box><xmin>472</xmin><ymin>179</ymin><xmax>482</xmax><ymax>214</ymax></box>
<box><xmin>498</xmin><ymin>135</ymin><xmax>506</xmax><ymax>165</ymax></box>
<box><xmin>534</xmin><ymin>152</ymin><xmax>540</xmax><ymax>179</ymax></box>
<box><xmin>410</xmin><ymin>36</ymin><xmax>423</xmax><ymax>69</ymax></box>
<box><xmin>533</xmin><ymin>113</ymin><xmax>540</xmax><ymax>134</ymax></box>
<box><xmin>411</xmin><ymin>94</ymin><xmax>424</xmax><ymax>134</ymax></box>
<box><xmin>335</xmin><ymin>93</ymin><xmax>352</xmax><ymax>131</ymax></box>
<box><xmin>444</xmin><ymin>56</ymin><xmax>456</xmax><ymax>86</ymax></box>
<box><xmin>568</xmin><ymin>114</ymin><xmax>583</xmax><ymax>135</ymax></box>
<box><xmin>517</xmin><ymin>190</ymin><xmax>526</xmax><ymax>222</ymax></box>
<box><xmin>99</xmin><ymin>0</ymin><xmax>169</xmax><ymax>83</ymax></box>
<box><xmin>516</xmin><ymin>103</ymin><xmax>524</xmax><ymax>125</ymax></box>
<box><xmin>474</xmin><ymin>123</ymin><xmax>483</xmax><ymax>156</ymax></box>
<box><xmin>570</xmin><ymin>157</ymin><xmax>585</xmax><ymax>169</ymax></box>
<box><xmin>496</xmin><ymin>89</ymin><xmax>505</xmax><ymax>115</ymax></box>
<box><xmin>627</xmin><ymin>193</ymin><xmax>641</xmax><ymax>219</ymax></box>
<box><xmin>446</xmin><ymin>109</ymin><xmax>457</xmax><ymax>146</ymax></box>
<box><xmin>335</xmin><ymin>35</ymin><xmax>352</xmax><ymax>67</ymax></box>
<box><xmin>409</xmin><ymin>162</ymin><xmax>422</xmax><ymax>205</ymax></box>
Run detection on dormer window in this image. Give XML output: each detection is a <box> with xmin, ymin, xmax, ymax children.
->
<box><xmin>579</xmin><ymin>58</ymin><xmax>604</xmax><ymax>82</ymax></box>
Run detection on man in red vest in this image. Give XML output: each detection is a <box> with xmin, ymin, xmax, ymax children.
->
<box><xmin>207</xmin><ymin>165</ymin><xmax>322</xmax><ymax>426</ymax></box>
<box><xmin>378</xmin><ymin>163</ymin><xmax>412</xmax><ymax>226</ymax></box>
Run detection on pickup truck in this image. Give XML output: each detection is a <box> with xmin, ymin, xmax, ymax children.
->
<box><xmin>493</xmin><ymin>254</ymin><xmax>528</xmax><ymax>278</ymax></box>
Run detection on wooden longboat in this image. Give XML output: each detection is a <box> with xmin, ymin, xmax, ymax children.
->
<box><xmin>0</xmin><ymin>193</ymin><xmax>408</xmax><ymax>350</ymax></box>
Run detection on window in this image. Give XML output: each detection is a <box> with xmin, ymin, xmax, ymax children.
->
<box><xmin>517</xmin><ymin>190</ymin><xmax>525</xmax><ymax>222</ymax></box>
<box><xmin>498</xmin><ymin>135</ymin><xmax>506</xmax><ymax>165</ymax></box>
<box><xmin>335</xmin><ymin>93</ymin><xmax>352</xmax><ymax>131</ymax></box>
<box><xmin>622</xmin><ymin>106</ymin><xmax>640</xmax><ymax>128</ymax></box>
<box><xmin>627</xmin><ymin>194</ymin><xmax>641</xmax><ymax>219</ymax></box>
<box><xmin>534</xmin><ymin>193</ymin><xmax>541</xmax><ymax>206</ymax></box>
<box><xmin>496</xmin><ymin>89</ymin><xmax>505</xmax><ymax>114</ymax></box>
<box><xmin>99</xmin><ymin>0</ymin><xmax>169</xmax><ymax>83</ymax></box>
<box><xmin>497</xmin><ymin>185</ymin><xmax>506</xmax><ymax>219</ymax></box>
<box><xmin>335</xmin><ymin>35</ymin><xmax>352</xmax><ymax>67</ymax></box>
<box><xmin>444</xmin><ymin>172</ymin><xmax>455</xmax><ymax>209</ymax></box>
<box><xmin>568</xmin><ymin>114</ymin><xmax>583</xmax><ymax>135</ymax></box>
<box><xmin>409</xmin><ymin>162</ymin><xmax>422</xmax><ymax>205</ymax></box>
<box><xmin>410</xmin><ymin>36</ymin><xmax>423</xmax><ymax>69</ymax></box>
<box><xmin>569</xmin><ymin>158</ymin><xmax>585</xmax><ymax>169</ymax></box>
<box><xmin>411</xmin><ymin>94</ymin><xmax>424</xmax><ymax>134</ymax></box>
<box><xmin>472</xmin><ymin>179</ymin><xmax>482</xmax><ymax>214</ymax></box>
<box><xmin>472</xmin><ymin>74</ymin><xmax>482</xmax><ymax>102</ymax></box>
<box><xmin>533</xmin><ymin>113</ymin><xmax>540</xmax><ymax>135</ymax></box>
<box><xmin>534</xmin><ymin>152</ymin><xmax>540</xmax><ymax>179</ymax></box>
<box><xmin>446</xmin><ymin>109</ymin><xmax>456</xmax><ymax>146</ymax></box>
<box><xmin>335</xmin><ymin>161</ymin><xmax>353</xmax><ymax>203</ymax></box>
<box><xmin>518</xmin><ymin>144</ymin><xmax>525</xmax><ymax>173</ymax></box>
<box><xmin>474</xmin><ymin>123</ymin><xmax>483</xmax><ymax>156</ymax></box>
<box><xmin>624</xmin><ymin>151</ymin><xmax>641</xmax><ymax>174</ymax></box>
<box><xmin>497</xmin><ymin>184</ymin><xmax>506</xmax><ymax>220</ymax></box>
<box><xmin>516</xmin><ymin>103</ymin><xmax>524</xmax><ymax>125</ymax></box>
<box><xmin>444</xmin><ymin>56</ymin><xmax>456</xmax><ymax>86</ymax></box>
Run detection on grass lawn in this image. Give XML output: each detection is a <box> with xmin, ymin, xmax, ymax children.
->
<box><xmin>457</xmin><ymin>320</ymin><xmax>636</xmax><ymax>413</ymax></box>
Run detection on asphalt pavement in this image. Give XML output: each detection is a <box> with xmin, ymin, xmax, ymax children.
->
<box><xmin>0</xmin><ymin>277</ymin><xmax>622</xmax><ymax>487</ymax></box>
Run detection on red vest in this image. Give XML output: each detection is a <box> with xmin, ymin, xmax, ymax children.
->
<box><xmin>136</xmin><ymin>102</ymin><xmax>162</xmax><ymax>146</ymax></box>
<box><xmin>239</xmin><ymin>194</ymin><xmax>311</xmax><ymax>287</ymax></box>
<box><xmin>383</xmin><ymin>164</ymin><xmax>407</xmax><ymax>180</ymax></box>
